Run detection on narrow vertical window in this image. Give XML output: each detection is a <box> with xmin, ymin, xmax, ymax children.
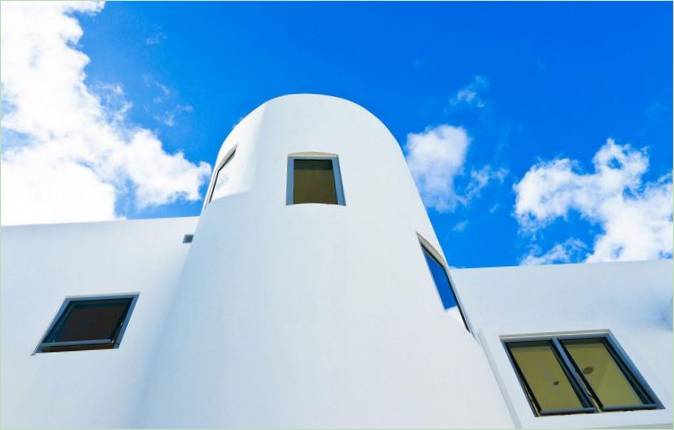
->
<box><xmin>419</xmin><ymin>240</ymin><xmax>468</xmax><ymax>330</ymax></box>
<box><xmin>208</xmin><ymin>148</ymin><xmax>236</xmax><ymax>203</ymax></box>
<box><xmin>287</xmin><ymin>156</ymin><xmax>345</xmax><ymax>205</ymax></box>
<box><xmin>37</xmin><ymin>295</ymin><xmax>137</xmax><ymax>353</ymax></box>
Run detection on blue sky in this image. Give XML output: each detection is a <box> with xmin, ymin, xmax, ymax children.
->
<box><xmin>2</xmin><ymin>2</ymin><xmax>672</xmax><ymax>268</ymax></box>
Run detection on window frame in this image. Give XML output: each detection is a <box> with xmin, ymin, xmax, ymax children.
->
<box><xmin>34</xmin><ymin>294</ymin><xmax>139</xmax><ymax>354</ymax></box>
<box><xmin>503</xmin><ymin>332</ymin><xmax>661</xmax><ymax>417</ymax></box>
<box><xmin>505</xmin><ymin>338</ymin><xmax>596</xmax><ymax>416</ymax></box>
<box><xmin>417</xmin><ymin>235</ymin><xmax>471</xmax><ymax>332</ymax></box>
<box><xmin>560</xmin><ymin>336</ymin><xmax>660</xmax><ymax>412</ymax></box>
<box><xmin>206</xmin><ymin>146</ymin><xmax>237</xmax><ymax>204</ymax></box>
<box><xmin>286</xmin><ymin>154</ymin><xmax>345</xmax><ymax>206</ymax></box>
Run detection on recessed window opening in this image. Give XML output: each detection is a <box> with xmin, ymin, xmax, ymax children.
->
<box><xmin>504</xmin><ymin>334</ymin><xmax>660</xmax><ymax>417</ymax></box>
<box><xmin>36</xmin><ymin>295</ymin><xmax>138</xmax><ymax>353</ymax></box>
<box><xmin>287</xmin><ymin>155</ymin><xmax>345</xmax><ymax>205</ymax></box>
<box><xmin>208</xmin><ymin>147</ymin><xmax>236</xmax><ymax>203</ymax></box>
<box><xmin>418</xmin><ymin>237</ymin><xmax>469</xmax><ymax>331</ymax></box>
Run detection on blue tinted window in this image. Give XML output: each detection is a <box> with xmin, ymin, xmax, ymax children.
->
<box><xmin>421</xmin><ymin>244</ymin><xmax>468</xmax><ymax>329</ymax></box>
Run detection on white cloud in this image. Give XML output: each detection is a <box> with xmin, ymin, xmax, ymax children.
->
<box><xmin>405</xmin><ymin>125</ymin><xmax>470</xmax><ymax>212</ymax></box>
<box><xmin>452</xmin><ymin>220</ymin><xmax>469</xmax><ymax>232</ymax></box>
<box><xmin>450</xmin><ymin>75</ymin><xmax>489</xmax><ymax>110</ymax></box>
<box><xmin>148</xmin><ymin>77</ymin><xmax>172</xmax><ymax>104</ymax></box>
<box><xmin>514</xmin><ymin>139</ymin><xmax>673</xmax><ymax>263</ymax></box>
<box><xmin>2</xmin><ymin>147</ymin><xmax>118</xmax><ymax>226</ymax></box>
<box><xmin>1</xmin><ymin>1</ymin><xmax>211</xmax><ymax>226</ymax></box>
<box><xmin>521</xmin><ymin>238</ymin><xmax>587</xmax><ymax>265</ymax></box>
<box><xmin>405</xmin><ymin>124</ymin><xmax>508</xmax><ymax>212</ymax></box>
<box><xmin>154</xmin><ymin>104</ymin><xmax>193</xmax><ymax>127</ymax></box>
<box><xmin>144</xmin><ymin>76</ymin><xmax>193</xmax><ymax>127</ymax></box>
<box><xmin>145</xmin><ymin>32</ymin><xmax>166</xmax><ymax>46</ymax></box>
<box><xmin>145</xmin><ymin>24</ymin><xmax>166</xmax><ymax>46</ymax></box>
<box><xmin>465</xmin><ymin>165</ymin><xmax>508</xmax><ymax>201</ymax></box>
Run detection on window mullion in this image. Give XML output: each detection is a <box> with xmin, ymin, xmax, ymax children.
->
<box><xmin>552</xmin><ymin>337</ymin><xmax>598</xmax><ymax>412</ymax></box>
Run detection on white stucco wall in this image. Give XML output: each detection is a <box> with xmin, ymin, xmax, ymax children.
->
<box><xmin>1</xmin><ymin>216</ymin><xmax>198</xmax><ymax>428</ymax></box>
<box><xmin>1</xmin><ymin>94</ymin><xmax>670</xmax><ymax>429</ymax></box>
<box><xmin>139</xmin><ymin>94</ymin><xmax>513</xmax><ymax>428</ymax></box>
<box><xmin>451</xmin><ymin>260</ymin><xmax>673</xmax><ymax>428</ymax></box>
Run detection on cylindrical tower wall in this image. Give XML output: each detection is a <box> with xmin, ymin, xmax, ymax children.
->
<box><xmin>138</xmin><ymin>94</ymin><xmax>512</xmax><ymax>427</ymax></box>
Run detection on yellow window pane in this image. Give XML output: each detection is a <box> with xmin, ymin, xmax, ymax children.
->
<box><xmin>509</xmin><ymin>342</ymin><xmax>585</xmax><ymax>414</ymax></box>
<box><xmin>563</xmin><ymin>339</ymin><xmax>645</xmax><ymax>409</ymax></box>
<box><xmin>293</xmin><ymin>159</ymin><xmax>338</xmax><ymax>204</ymax></box>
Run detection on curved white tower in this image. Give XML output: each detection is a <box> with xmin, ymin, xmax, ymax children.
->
<box><xmin>138</xmin><ymin>94</ymin><xmax>512</xmax><ymax>427</ymax></box>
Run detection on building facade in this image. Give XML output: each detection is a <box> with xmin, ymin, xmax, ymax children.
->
<box><xmin>1</xmin><ymin>94</ymin><xmax>671</xmax><ymax>428</ymax></box>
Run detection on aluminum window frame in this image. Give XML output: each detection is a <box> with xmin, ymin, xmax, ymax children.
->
<box><xmin>503</xmin><ymin>332</ymin><xmax>661</xmax><ymax>417</ymax></box>
<box><xmin>286</xmin><ymin>153</ymin><xmax>345</xmax><ymax>206</ymax></box>
<box><xmin>417</xmin><ymin>234</ymin><xmax>471</xmax><ymax>333</ymax></box>
<box><xmin>559</xmin><ymin>336</ymin><xmax>661</xmax><ymax>412</ymax></box>
<box><xmin>504</xmin><ymin>338</ymin><xmax>596</xmax><ymax>416</ymax></box>
<box><xmin>34</xmin><ymin>294</ymin><xmax>139</xmax><ymax>354</ymax></box>
<box><xmin>206</xmin><ymin>146</ymin><xmax>237</xmax><ymax>204</ymax></box>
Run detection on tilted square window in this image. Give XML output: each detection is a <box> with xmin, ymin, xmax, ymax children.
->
<box><xmin>37</xmin><ymin>295</ymin><xmax>137</xmax><ymax>353</ymax></box>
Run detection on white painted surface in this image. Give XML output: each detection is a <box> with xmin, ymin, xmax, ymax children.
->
<box><xmin>663</xmin><ymin>295</ymin><xmax>673</xmax><ymax>328</ymax></box>
<box><xmin>452</xmin><ymin>260</ymin><xmax>673</xmax><ymax>429</ymax></box>
<box><xmin>1</xmin><ymin>94</ymin><xmax>670</xmax><ymax>429</ymax></box>
<box><xmin>139</xmin><ymin>94</ymin><xmax>512</xmax><ymax>427</ymax></box>
<box><xmin>1</xmin><ymin>217</ymin><xmax>198</xmax><ymax>428</ymax></box>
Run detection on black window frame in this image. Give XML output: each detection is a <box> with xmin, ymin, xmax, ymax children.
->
<box><xmin>504</xmin><ymin>333</ymin><xmax>661</xmax><ymax>417</ymax></box>
<box><xmin>560</xmin><ymin>337</ymin><xmax>660</xmax><ymax>412</ymax></box>
<box><xmin>505</xmin><ymin>338</ymin><xmax>596</xmax><ymax>416</ymax></box>
<box><xmin>35</xmin><ymin>294</ymin><xmax>138</xmax><ymax>354</ymax></box>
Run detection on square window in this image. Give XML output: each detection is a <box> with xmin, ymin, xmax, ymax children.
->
<box><xmin>37</xmin><ymin>296</ymin><xmax>137</xmax><ymax>353</ymax></box>
<box><xmin>288</xmin><ymin>156</ymin><xmax>345</xmax><ymax>205</ymax></box>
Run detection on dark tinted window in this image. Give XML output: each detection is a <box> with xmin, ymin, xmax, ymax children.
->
<box><xmin>293</xmin><ymin>159</ymin><xmax>338</xmax><ymax>204</ymax></box>
<box><xmin>38</xmin><ymin>297</ymin><xmax>135</xmax><ymax>353</ymax></box>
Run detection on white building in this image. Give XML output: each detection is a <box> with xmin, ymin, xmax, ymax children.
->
<box><xmin>1</xmin><ymin>94</ymin><xmax>671</xmax><ymax>429</ymax></box>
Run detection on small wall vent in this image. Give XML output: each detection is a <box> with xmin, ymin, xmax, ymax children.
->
<box><xmin>182</xmin><ymin>234</ymin><xmax>194</xmax><ymax>244</ymax></box>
